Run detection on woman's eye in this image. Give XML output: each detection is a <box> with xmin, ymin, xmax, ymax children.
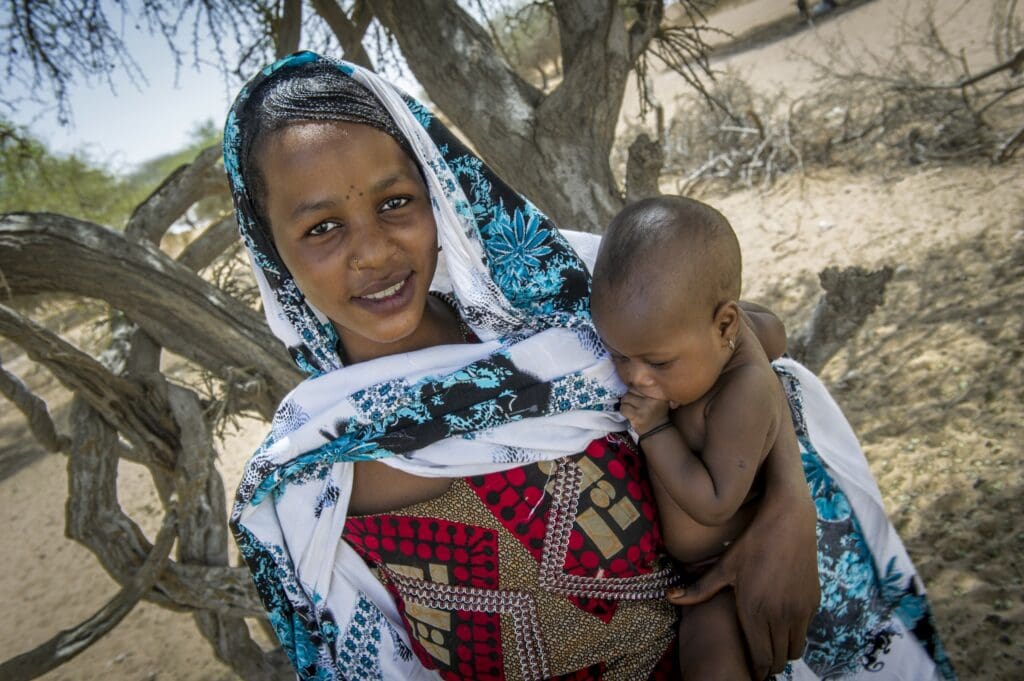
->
<box><xmin>308</xmin><ymin>220</ymin><xmax>342</xmax><ymax>237</ymax></box>
<box><xmin>380</xmin><ymin>196</ymin><xmax>410</xmax><ymax>212</ymax></box>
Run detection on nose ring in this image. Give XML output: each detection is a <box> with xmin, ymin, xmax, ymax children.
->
<box><xmin>351</xmin><ymin>256</ymin><xmax>361</xmax><ymax>272</ymax></box>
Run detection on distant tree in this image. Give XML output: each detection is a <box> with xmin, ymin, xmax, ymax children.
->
<box><xmin>0</xmin><ymin>120</ymin><xmax>139</xmax><ymax>227</ymax></box>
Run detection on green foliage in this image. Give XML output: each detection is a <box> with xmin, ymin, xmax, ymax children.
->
<box><xmin>0</xmin><ymin>118</ymin><xmax>226</xmax><ymax>230</ymax></box>
<box><xmin>0</xmin><ymin>120</ymin><xmax>139</xmax><ymax>228</ymax></box>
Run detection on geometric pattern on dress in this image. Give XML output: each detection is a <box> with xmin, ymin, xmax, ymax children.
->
<box><xmin>538</xmin><ymin>452</ymin><xmax>679</xmax><ymax>603</ymax></box>
<box><xmin>468</xmin><ymin>434</ymin><xmax>678</xmax><ymax>624</ymax></box>
<box><xmin>342</xmin><ymin>515</ymin><xmax>503</xmax><ymax>678</ymax></box>
<box><xmin>386</xmin><ymin>568</ymin><xmax>550</xmax><ymax>681</ymax></box>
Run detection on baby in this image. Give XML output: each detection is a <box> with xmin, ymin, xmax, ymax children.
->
<box><xmin>591</xmin><ymin>195</ymin><xmax>789</xmax><ymax>680</ymax></box>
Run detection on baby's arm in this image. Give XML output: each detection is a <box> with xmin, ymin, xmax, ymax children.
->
<box><xmin>623</xmin><ymin>371</ymin><xmax>775</xmax><ymax>526</ymax></box>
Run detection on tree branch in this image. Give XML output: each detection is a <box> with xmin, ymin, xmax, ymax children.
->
<box><xmin>274</xmin><ymin>0</ymin><xmax>303</xmax><ymax>58</ymax></box>
<box><xmin>0</xmin><ymin>303</ymin><xmax>180</xmax><ymax>469</ymax></box>
<box><xmin>64</xmin><ymin>398</ymin><xmax>264</xmax><ymax>617</ymax></box>
<box><xmin>310</xmin><ymin>0</ymin><xmax>375</xmax><ymax>69</ymax></box>
<box><xmin>176</xmin><ymin>214</ymin><xmax>239</xmax><ymax>272</ymax></box>
<box><xmin>0</xmin><ymin>507</ymin><xmax>178</xmax><ymax>681</ymax></box>
<box><xmin>368</xmin><ymin>0</ymin><xmax>541</xmax><ymax>155</ymax></box>
<box><xmin>0</xmin><ymin>213</ymin><xmax>299</xmax><ymax>411</ymax></box>
<box><xmin>124</xmin><ymin>145</ymin><xmax>226</xmax><ymax>245</ymax></box>
<box><xmin>166</xmin><ymin>384</ymin><xmax>292</xmax><ymax>680</ymax></box>
<box><xmin>0</xmin><ymin>356</ymin><xmax>70</xmax><ymax>453</ymax></box>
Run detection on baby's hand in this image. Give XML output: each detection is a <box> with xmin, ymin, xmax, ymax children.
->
<box><xmin>619</xmin><ymin>390</ymin><xmax>671</xmax><ymax>435</ymax></box>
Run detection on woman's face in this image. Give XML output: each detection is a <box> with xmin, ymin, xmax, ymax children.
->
<box><xmin>257</xmin><ymin>121</ymin><xmax>439</xmax><ymax>362</ymax></box>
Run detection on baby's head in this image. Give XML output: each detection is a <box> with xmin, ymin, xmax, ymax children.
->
<box><xmin>591</xmin><ymin>196</ymin><xmax>743</xmax><ymax>406</ymax></box>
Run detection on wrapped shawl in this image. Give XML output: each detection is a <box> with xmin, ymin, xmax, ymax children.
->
<box><xmin>225</xmin><ymin>51</ymin><xmax>627</xmax><ymax>679</ymax></box>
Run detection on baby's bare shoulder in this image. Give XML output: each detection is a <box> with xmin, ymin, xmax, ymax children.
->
<box><xmin>705</xmin><ymin>356</ymin><xmax>782</xmax><ymax>432</ymax></box>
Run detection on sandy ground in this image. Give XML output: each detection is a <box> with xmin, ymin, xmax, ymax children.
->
<box><xmin>1</xmin><ymin>0</ymin><xmax>1021</xmax><ymax>679</ymax></box>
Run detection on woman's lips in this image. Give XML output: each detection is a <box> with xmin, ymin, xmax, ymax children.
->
<box><xmin>352</xmin><ymin>273</ymin><xmax>415</xmax><ymax>312</ymax></box>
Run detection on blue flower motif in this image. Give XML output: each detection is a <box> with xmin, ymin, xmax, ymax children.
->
<box><xmin>490</xmin><ymin>207</ymin><xmax>552</xmax><ymax>272</ymax></box>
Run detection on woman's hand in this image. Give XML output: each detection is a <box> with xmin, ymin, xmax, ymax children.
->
<box><xmin>667</xmin><ymin>409</ymin><xmax>819</xmax><ymax>679</ymax></box>
<box><xmin>619</xmin><ymin>390</ymin><xmax>671</xmax><ymax>435</ymax></box>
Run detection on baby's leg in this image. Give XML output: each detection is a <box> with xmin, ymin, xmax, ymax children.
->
<box><xmin>677</xmin><ymin>588</ymin><xmax>751</xmax><ymax>681</ymax></box>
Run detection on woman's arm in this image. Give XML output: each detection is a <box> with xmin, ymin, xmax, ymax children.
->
<box><xmin>738</xmin><ymin>301</ymin><xmax>787</xmax><ymax>360</ymax></box>
<box><xmin>667</xmin><ymin>386</ymin><xmax>819</xmax><ymax>679</ymax></box>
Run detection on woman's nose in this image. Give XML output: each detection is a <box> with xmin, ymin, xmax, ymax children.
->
<box><xmin>351</xmin><ymin>220</ymin><xmax>397</xmax><ymax>269</ymax></box>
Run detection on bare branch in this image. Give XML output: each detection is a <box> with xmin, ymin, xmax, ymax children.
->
<box><xmin>176</xmin><ymin>214</ymin><xmax>240</xmax><ymax>272</ymax></box>
<box><xmin>368</xmin><ymin>0</ymin><xmax>540</xmax><ymax>141</ymax></box>
<box><xmin>0</xmin><ymin>508</ymin><xmax>178</xmax><ymax>681</ymax></box>
<box><xmin>124</xmin><ymin>146</ymin><xmax>226</xmax><ymax>245</ymax></box>
<box><xmin>275</xmin><ymin>0</ymin><xmax>304</xmax><ymax>58</ymax></box>
<box><xmin>166</xmin><ymin>385</ymin><xmax>292</xmax><ymax>680</ymax></box>
<box><xmin>0</xmin><ymin>303</ymin><xmax>180</xmax><ymax>469</ymax></box>
<box><xmin>0</xmin><ymin>213</ymin><xmax>299</xmax><ymax>411</ymax></box>
<box><xmin>64</xmin><ymin>398</ymin><xmax>263</xmax><ymax>617</ymax></box>
<box><xmin>0</xmin><ymin>356</ymin><xmax>69</xmax><ymax>453</ymax></box>
<box><xmin>995</xmin><ymin>123</ymin><xmax>1024</xmax><ymax>161</ymax></box>
<box><xmin>309</xmin><ymin>0</ymin><xmax>375</xmax><ymax>69</ymax></box>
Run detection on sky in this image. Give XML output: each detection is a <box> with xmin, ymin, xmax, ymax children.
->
<box><xmin>6</xmin><ymin>11</ymin><xmax>421</xmax><ymax>175</ymax></box>
<box><xmin>8</xmin><ymin>24</ymin><xmax>240</xmax><ymax>174</ymax></box>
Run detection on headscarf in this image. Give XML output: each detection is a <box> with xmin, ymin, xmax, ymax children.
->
<box><xmin>226</xmin><ymin>52</ymin><xmax>626</xmax><ymax>679</ymax></box>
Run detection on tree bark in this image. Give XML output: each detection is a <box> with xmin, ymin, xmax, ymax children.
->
<box><xmin>176</xmin><ymin>214</ymin><xmax>240</xmax><ymax>272</ymax></box>
<box><xmin>274</xmin><ymin>0</ymin><xmax>303</xmax><ymax>58</ymax></box>
<box><xmin>0</xmin><ymin>357</ymin><xmax>69</xmax><ymax>453</ymax></box>
<box><xmin>789</xmin><ymin>265</ymin><xmax>894</xmax><ymax>373</ymax></box>
<box><xmin>310</xmin><ymin>0</ymin><xmax>375</xmax><ymax>69</ymax></box>
<box><xmin>625</xmin><ymin>133</ymin><xmax>665</xmax><ymax>203</ymax></box>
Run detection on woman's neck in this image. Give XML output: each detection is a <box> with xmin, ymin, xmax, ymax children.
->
<box><xmin>339</xmin><ymin>294</ymin><xmax>465</xmax><ymax>365</ymax></box>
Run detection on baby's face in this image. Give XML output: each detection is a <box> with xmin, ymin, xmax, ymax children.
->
<box><xmin>592</xmin><ymin>299</ymin><xmax>724</xmax><ymax>408</ymax></box>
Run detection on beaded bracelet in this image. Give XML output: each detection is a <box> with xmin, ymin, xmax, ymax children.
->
<box><xmin>638</xmin><ymin>421</ymin><xmax>673</xmax><ymax>441</ymax></box>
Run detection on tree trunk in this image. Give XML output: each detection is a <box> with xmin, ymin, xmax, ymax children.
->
<box><xmin>367</xmin><ymin>0</ymin><xmax>662</xmax><ymax>232</ymax></box>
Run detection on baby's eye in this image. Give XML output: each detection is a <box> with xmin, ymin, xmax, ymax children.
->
<box><xmin>647</xmin><ymin>360</ymin><xmax>672</xmax><ymax>369</ymax></box>
<box><xmin>308</xmin><ymin>220</ymin><xmax>342</xmax><ymax>237</ymax></box>
<box><xmin>380</xmin><ymin>196</ymin><xmax>411</xmax><ymax>211</ymax></box>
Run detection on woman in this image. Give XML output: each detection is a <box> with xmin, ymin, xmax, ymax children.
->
<box><xmin>226</xmin><ymin>52</ymin><xmax>954</xmax><ymax>680</ymax></box>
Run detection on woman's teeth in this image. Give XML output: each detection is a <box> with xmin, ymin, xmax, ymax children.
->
<box><xmin>361</xmin><ymin>279</ymin><xmax>405</xmax><ymax>300</ymax></box>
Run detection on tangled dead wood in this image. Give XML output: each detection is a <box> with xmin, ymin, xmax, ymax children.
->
<box><xmin>0</xmin><ymin>147</ymin><xmax>298</xmax><ymax>680</ymax></box>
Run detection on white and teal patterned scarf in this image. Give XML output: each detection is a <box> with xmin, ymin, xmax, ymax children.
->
<box><xmin>225</xmin><ymin>52</ymin><xmax>625</xmax><ymax>679</ymax></box>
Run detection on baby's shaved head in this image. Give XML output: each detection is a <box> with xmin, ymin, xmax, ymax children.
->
<box><xmin>592</xmin><ymin>196</ymin><xmax>742</xmax><ymax>319</ymax></box>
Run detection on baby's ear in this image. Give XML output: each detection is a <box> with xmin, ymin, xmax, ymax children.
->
<box><xmin>713</xmin><ymin>301</ymin><xmax>742</xmax><ymax>341</ymax></box>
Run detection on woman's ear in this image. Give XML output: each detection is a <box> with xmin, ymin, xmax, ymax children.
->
<box><xmin>713</xmin><ymin>301</ymin><xmax>742</xmax><ymax>346</ymax></box>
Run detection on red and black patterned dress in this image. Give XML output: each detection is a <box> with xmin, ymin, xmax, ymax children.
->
<box><xmin>343</xmin><ymin>433</ymin><xmax>680</xmax><ymax>680</ymax></box>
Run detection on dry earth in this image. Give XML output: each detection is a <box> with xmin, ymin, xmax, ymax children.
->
<box><xmin>1</xmin><ymin>0</ymin><xmax>1021</xmax><ymax>679</ymax></box>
